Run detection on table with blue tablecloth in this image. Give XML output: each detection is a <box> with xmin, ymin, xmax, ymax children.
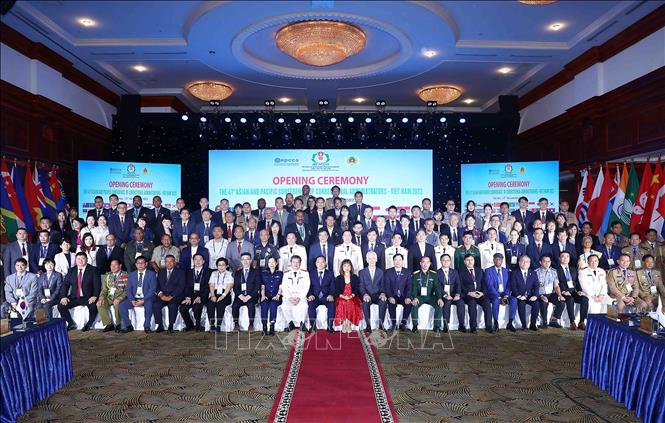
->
<box><xmin>0</xmin><ymin>318</ymin><xmax>73</xmax><ymax>423</ymax></box>
<box><xmin>581</xmin><ymin>314</ymin><xmax>665</xmax><ymax>423</ymax></box>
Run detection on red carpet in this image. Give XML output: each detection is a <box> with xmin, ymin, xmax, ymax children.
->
<box><xmin>268</xmin><ymin>331</ymin><xmax>398</xmax><ymax>422</ymax></box>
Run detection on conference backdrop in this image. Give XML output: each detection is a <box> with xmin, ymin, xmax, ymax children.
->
<box><xmin>78</xmin><ymin>160</ymin><xmax>181</xmax><ymax>215</ymax></box>
<box><xmin>461</xmin><ymin>161</ymin><xmax>559</xmax><ymax>213</ymax></box>
<box><xmin>209</xmin><ymin>149</ymin><xmax>433</xmax><ymax>212</ymax></box>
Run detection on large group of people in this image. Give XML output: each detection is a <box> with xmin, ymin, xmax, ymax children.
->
<box><xmin>2</xmin><ymin>185</ymin><xmax>664</xmax><ymax>336</ymax></box>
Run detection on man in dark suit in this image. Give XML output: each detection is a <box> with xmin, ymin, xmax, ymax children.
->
<box><xmin>555</xmin><ymin>251</ymin><xmax>588</xmax><ymax>330</ymax></box>
<box><xmin>437</xmin><ymin>253</ymin><xmax>464</xmax><ymax>332</ymax></box>
<box><xmin>95</xmin><ymin>233</ymin><xmax>125</xmax><ymax>273</ymax></box>
<box><xmin>190</xmin><ymin>197</ymin><xmax>210</xmax><ymax>225</ymax></box>
<box><xmin>180</xmin><ymin>233</ymin><xmax>210</xmax><ymax>270</ymax></box>
<box><xmin>361</xmin><ymin>229</ymin><xmax>386</xmax><ymax>270</ymax></box>
<box><xmin>395</xmin><ymin>215</ymin><xmax>416</xmax><ymax>247</ymax></box>
<box><xmin>307</xmin><ymin>256</ymin><xmax>336</xmax><ymax>332</ymax></box>
<box><xmin>308</xmin><ymin>197</ymin><xmax>327</xmax><ymax>234</ymax></box>
<box><xmin>3</xmin><ymin>228</ymin><xmax>32</xmax><ymax>277</ymax></box>
<box><xmin>258</xmin><ymin>208</ymin><xmax>279</xmax><ymax>234</ymax></box>
<box><xmin>348</xmin><ymin>191</ymin><xmax>371</xmax><ymax>223</ymax></box>
<box><xmin>511</xmin><ymin>196</ymin><xmax>533</xmax><ymax>227</ymax></box>
<box><xmin>459</xmin><ymin>254</ymin><xmax>491</xmax><ymax>333</ymax></box>
<box><xmin>308</xmin><ymin>229</ymin><xmax>335</xmax><ymax>271</ymax></box>
<box><xmin>530</xmin><ymin>197</ymin><xmax>556</xmax><ymax>227</ymax></box>
<box><xmin>323</xmin><ymin>216</ymin><xmax>342</xmax><ymax>246</ymax></box>
<box><xmin>30</xmin><ymin>230</ymin><xmax>59</xmax><ymax>272</ymax></box>
<box><xmin>408</xmin><ymin>230</ymin><xmax>437</xmax><ymax>272</ymax></box>
<box><xmin>408</xmin><ymin>206</ymin><xmax>426</xmax><ymax>233</ymax></box>
<box><xmin>384</xmin><ymin>253</ymin><xmax>412</xmax><ymax>330</ymax></box>
<box><xmin>360</xmin><ymin>207</ymin><xmax>376</xmax><ymax>235</ymax></box>
<box><xmin>359</xmin><ymin>251</ymin><xmax>387</xmax><ymax>333</ymax></box>
<box><xmin>34</xmin><ymin>217</ymin><xmax>63</xmax><ymax>246</ymax></box>
<box><xmin>220</xmin><ymin>211</ymin><xmax>240</xmax><ymax>241</ymax></box>
<box><xmin>119</xmin><ymin>256</ymin><xmax>158</xmax><ymax>332</ymax></box>
<box><xmin>172</xmin><ymin>209</ymin><xmax>197</xmax><ymax>249</ymax></box>
<box><xmin>551</xmin><ymin>229</ymin><xmax>577</xmax><ymax>267</ymax></box>
<box><xmin>108</xmin><ymin>202</ymin><xmax>133</xmax><ymax>246</ymax></box>
<box><xmin>154</xmin><ymin>255</ymin><xmax>186</xmax><ymax>333</ymax></box>
<box><xmin>86</xmin><ymin>195</ymin><xmax>109</xmax><ymax>223</ymax></box>
<box><xmin>231</xmin><ymin>253</ymin><xmax>261</xmax><ymax>331</ymax></box>
<box><xmin>599</xmin><ymin>232</ymin><xmax>621</xmax><ymax>270</ymax></box>
<box><xmin>251</xmin><ymin>198</ymin><xmax>268</xmax><ymax>221</ymax></box>
<box><xmin>509</xmin><ymin>255</ymin><xmax>540</xmax><ymax>331</ymax></box>
<box><xmin>179</xmin><ymin>253</ymin><xmax>210</xmax><ymax>331</ymax></box>
<box><xmin>285</xmin><ymin>210</ymin><xmax>312</xmax><ymax>246</ymax></box>
<box><xmin>149</xmin><ymin>195</ymin><xmax>171</xmax><ymax>233</ymax></box>
<box><xmin>127</xmin><ymin>195</ymin><xmax>151</xmax><ymax>228</ymax></box>
<box><xmin>526</xmin><ymin>228</ymin><xmax>553</xmax><ymax>269</ymax></box>
<box><xmin>483</xmin><ymin>253</ymin><xmax>515</xmax><ymax>332</ymax></box>
<box><xmin>58</xmin><ymin>252</ymin><xmax>101</xmax><ymax>331</ymax></box>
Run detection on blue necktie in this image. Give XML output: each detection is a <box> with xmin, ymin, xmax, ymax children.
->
<box><xmin>318</xmin><ymin>272</ymin><xmax>323</xmax><ymax>298</ymax></box>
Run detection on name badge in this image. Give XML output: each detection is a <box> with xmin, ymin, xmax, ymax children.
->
<box><xmin>650</xmin><ymin>285</ymin><xmax>657</xmax><ymax>295</ymax></box>
<box><xmin>193</xmin><ymin>282</ymin><xmax>200</xmax><ymax>292</ymax></box>
<box><xmin>498</xmin><ymin>283</ymin><xmax>504</xmax><ymax>292</ymax></box>
<box><xmin>44</xmin><ymin>288</ymin><xmax>51</xmax><ymax>298</ymax></box>
<box><xmin>625</xmin><ymin>284</ymin><xmax>632</xmax><ymax>294</ymax></box>
<box><xmin>241</xmin><ymin>283</ymin><xmax>247</xmax><ymax>292</ymax></box>
<box><xmin>259</xmin><ymin>259</ymin><xmax>265</xmax><ymax>268</ymax></box>
<box><xmin>109</xmin><ymin>287</ymin><xmax>116</xmax><ymax>296</ymax></box>
<box><xmin>511</xmin><ymin>256</ymin><xmax>517</xmax><ymax>265</ymax></box>
<box><xmin>420</xmin><ymin>286</ymin><xmax>427</xmax><ymax>296</ymax></box>
<box><xmin>10</xmin><ymin>311</ymin><xmax>18</xmax><ymax>318</ymax></box>
<box><xmin>160</xmin><ymin>258</ymin><xmax>165</xmax><ymax>267</ymax></box>
<box><xmin>452</xmin><ymin>241</ymin><xmax>459</xmax><ymax>247</ymax></box>
<box><xmin>567</xmin><ymin>280</ymin><xmax>573</xmax><ymax>288</ymax></box>
<box><xmin>204</xmin><ymin>235</ymin><xmax>210</xmax><ymax>243</ymax></box>
<box><xmin>16</xmin><ymin>288</ymin><xmax>24</xmax><ymax>297</ymax></box>
<box><xmin>182</xmin><ymin>234</ymin><xmax>188</xmax><ymax>243</ymax></box>
<box><xmin>216</xmin><ymin>286</ymin><xmax>224</xmax><ymax>294</ymax></box>
<box><xmin>634</xmin><ymin>260</ymin><xmax>642</xmax><ymax>269</ymax></box>
<box><xmin>39</xmin><ymin>258</ymin><xmax>45</xmax><ymax>266</ymax></box>
<box><xmin>444</xmin><ymin>284</ymin><xmax>450</xmax><ymax>295</ymax></box>
<box><xmin>607</xmin><ymin>258</ymin><xmax>615</xmax><ymax>266</ymax></box>
<box><xmin>136</xmin><ymin>286</ymin><xmax>143</xmax><ymax>298</ymax></box>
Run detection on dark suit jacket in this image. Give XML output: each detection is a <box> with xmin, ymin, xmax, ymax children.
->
<box><xmin>220</xmin><ymin>223</ymin><xmax>240</xmax><ymax>240</ymax></box>
<box><xmin>86</xmin><ymin>207</ymin><xmax>110</xmax><ymax>223</ymax></box>
<box><xmin>526</xmin><ymin>241</ymin><xmax>553</xmax><ymax>268</ymax></box>
<box><xmin>308</xmin><ymin>211</ymin><xmax>327</xmax><ymax>233</ymax></box>
<box><xmin>308</xmin><ymin>242</ymin><xmax>335</xmax><ymax>271</ymax></box>
<box><xmin>509</xmin><ymin>269</ymin><xmax>538</xmax><ymax>297</ymax></box>
<box><xmin>407</xmin><ymin>242</ymin><xmax>437</xmax><ymax>272</ymax></box>
<box><xmin>172</xmin><ymin>220</ymin><xmax>197</xmax><ymax>247</ymax></box>
<box><xmin>284</xmin><ymin>223</ymin><xmax>312</xmax><ymax>246</ymax></box>
<box><xmin>334</xmin><ymin>274</ymin><xmax>361</xmax><ymax>296</ymax></box>
<box><xmin>60</xmin><ymin>265</ymin><xmax>100</xmax><ymax>299</ymax></box>
<box><xmin>361</xmin><ymin>242</ymin><xmax>386</xmax><ymax>270</ymax></box>
<box><xmin>437</xmin><ymin>268</ymin><xmax>462</xmax><ymax>297</ymax></box>
<box><xmin>2</xmin><ymin>241</ymin><xmax>31</xmax><ymax>276</ymax></box>
<box><xmin>232</xmin><ymin>267</ymin><xmax>261</xmax><ymax>301</ymax></box>
<box><xmin>359</xmin><ymin>267</ymin><xmax>385</xmax><ymax>296</ymax></box>
<box><xmin>504</xmin><ymin>242</ymin><xmax>527</xmax><ymax>269</ymax></box>
<box><xmin>308</xmin><ymin>268</ymin><xmax>335</xmax><ymax>298</ymax></box>
<box><xmin>408</xmin><ymin>218</ymin><xmax>425</xmax><ymax>233</ymax></box>
<box><xmin>148</xmin><ymin>207</ymin><xmax>171</xmax><ymax>232</ymax></box>
<box><xmin>323</xmin><ymin>225</ymin><xmax>342</xmax><ymax>246</ymax></box>
<box><xmin>127</xmin><ymin>206</ymin><xmax>151</xmax><ymax>226</ymax></box>
<box><xmin>108</xmin><ymin>214</ymin><xmax>133</xmax><ymax>244</ymax></box>
<box><xmin>179</xmin><ymin>245</ymin><xmax>210</xmax><ymax>270</ymax></box>
<box><xmin>598</xmin><ymin>245</ymin><xmax>621</xmax><ymax>270</ymax></box>
<box><xmin>384</xmin><ymin>267</ymin><xmax>412</xmax><ymax>298</ymax></box>
<box><xmin>184</xmin><ymin>267</ymin><xmax>211</xmax><ymax>299</ymax></box>
<box><xmin>157</xmin><ymin>267</ymin><xmax>186</xmax><ymax>298</ymax></box>
<box><xmin>555</xmin><ymin>265</ymin><xmax>579</xmax><ymax>292</ymax></box>
<box><xmin>29</xmin><ymin>242</ymin><xmax>59</xmax><ymax>272</ymax></box>
<box><xmin>530</xmin><ymin>210</ymin><xmax>556</xmax><ymax>226</ymax></box>
<box><xmin>511</xmin><ymin>210</ymin><xmax>533</xmax><ymax>227</ymax></box>
<box><xmin>551</xmin><ymin>242</ymin><xmax>578</xmax><ymax>266</ymax></box>
<box><xmin>258</xmin><ymin>219</ymin><xmax>280</xmax><ymax>234</ymax></box>
<box><xmin>459</xmin><ymin>266</ymin><xmax>485</xmax><ymax>295</ymax></box>
<box><xmin>95</xmin><ymin>245</ymin><xmax>125</xmax><ymax>273</ymax></box>
<box><xmin>348</xmin><ymin>203</ymin><xmax>371</xmax><ymax>223</ymax></box>
<box><xmin>395</xmin><ymin>226</ymin><xmax>416</xmax><ymax>247</ymax></box>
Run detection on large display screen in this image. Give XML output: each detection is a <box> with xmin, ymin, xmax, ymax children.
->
<box><xmin>209</xmin><ymin>149</ymin><xmax>433</xmax><ymax>212</ymax></box>
<box><xmin>78</xmin><ymin>160</ymin><xmax>181</xmax><ymax>215</ymax></box>
<box><xmin>461</xmin><ymin>161</ymin><xmax>559</xmax><ymax>212</ymax></box>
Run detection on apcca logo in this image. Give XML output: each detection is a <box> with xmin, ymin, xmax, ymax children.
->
<box><xmin>127</xmin><ymin>164</ymin><xmax>136</xmax><ymax>174</ymax></box>
<box><xmin>312</xmin><ymin>151</ymin><xmax>330</xmax><ymax>165</ymax></box>
<box><xmin>505</xmin><ymin>164</ymin><xmax>513</xmax><ymax>173</ymax></box>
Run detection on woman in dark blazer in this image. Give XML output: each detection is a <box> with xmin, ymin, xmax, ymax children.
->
<box><xmin>333</xmin><ymin>259</ymin><xmax>362</xmax><ymax>333</ymax></box>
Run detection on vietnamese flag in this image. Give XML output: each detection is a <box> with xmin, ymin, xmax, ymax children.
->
<box><xmin>630</xmin><ymin>162</ymin><xmax>652</xmax><ymax>233</ymax></box>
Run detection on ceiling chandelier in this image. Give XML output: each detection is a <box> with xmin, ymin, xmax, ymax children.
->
<box><xmin>275</xmin><ymin>20</ymin><xmax>366</xmax><ymax>67</ymax></box>
<box><xmin>418</xmin><ymin>86</ymin><xmax>462</xmax><ymax>105</ymax></box>
<box><xmin>186</xmin><ymin>81</ymin><xmax>233</xmax><ymax>101</ymax></box>
<box><xmin>517</xmin><ymin>0</ymin><xmax>558</xmax><ymax>4</ymax></box>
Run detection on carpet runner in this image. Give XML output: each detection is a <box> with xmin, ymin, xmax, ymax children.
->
<box><xmin>268</xmin><ymin>331</ymin><xmax>398</xmax><ymax>422</ymax></box>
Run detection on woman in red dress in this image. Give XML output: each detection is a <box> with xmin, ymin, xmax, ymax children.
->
<box><xmin>334</xmin><ymin>259</ymin><xmax>362</xmax><ymax>333</ymax></box>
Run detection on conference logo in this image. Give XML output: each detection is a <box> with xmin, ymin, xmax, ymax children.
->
<box><xmin>274</xmin><ymin>157</ymin><xmax>299</xmax><ymax>167</ymax></box>
<box><xmin>519</xmin><ymin>166</ymin><xmax>526</xmax><ymax>174</ymax></box>
<box><xmin>346</xmin><ymin>156</ymin><xmax>359</xmax><ymax>166</ymax></box>
<box><xmin>142</xmin><ymin>167</ymin><xmax>149</xmax><ymax>175</ymax></box>
<box><xmin>505</xmin><ymin>164</ymin><xmax>513</xmax><ymax>173</ymax></box>
<box><xmin>312</xmin><ymin>151</ymin><xmax>330</xmax><ymax>165</ymax></box>
<box><xmin>127</xmin><ymin>164</ymin><xmax>136</xmax><ymax>174</ymax></box>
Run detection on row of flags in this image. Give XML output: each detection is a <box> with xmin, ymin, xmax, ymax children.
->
<box><xmin>0</xmin><ymin>158</ymin><xmax>70</xmax><ymax>244</ymax></box>
<box><xmin>575</xmin><ymin>161</ymin><xmax>664</xmax><ymax>241</ymax></box>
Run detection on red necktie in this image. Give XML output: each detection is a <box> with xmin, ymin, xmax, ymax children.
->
<box><xmin>77</xmin><ymin>269</ymin><xmax>83</xmax><ymax>297</ymax></box>
<box><xmin>227</xmin><ymin>227</ymin><xmax>231</xmax><ymax>239</ymax></box>
<box><xmin>237</xmin><ymin>241</ymin><xmax>242</xmax><ymax>253</ymax></box>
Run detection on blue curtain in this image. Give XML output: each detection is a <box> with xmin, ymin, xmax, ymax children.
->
<box><xmin>1</xmin><ymin>319</ymin><xmax>73</xmax><ymax>423</ymax></box>
<box><xmin>581</xmin><ymin>315</ymin><xmax>665</xmax><ymax>423</ymax></box>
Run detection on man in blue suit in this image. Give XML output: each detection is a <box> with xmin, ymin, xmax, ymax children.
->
<box><xmin>598</xmin><ymin>232</ymin><xmax>621</xmax><ymax>270</ymax></box>
<box><xmin>285</xmin><ymin>210</ymin><xmax>312</xmax><ymax>246</ymax></box>
<box><xmin>307</xmin><ymin>256</ymin><xmax>336</xmax><ymax>332</ymax></box>
<box><xmin>180</xmin><ymin>233</ymin><xmax>210</xmax><ymax>270</ymax></box>
<box><xmin>308</xmin><ymin>229</ymin><xmax>335</xmax><ymax>271</ymax></box>
<box><xmin>108</xmin><ymin>202</ymin><xmax>133</xmax><ymax>246</ymax></box>
<box><xmin>459</xmin><ymin>254</ymin><xmax>491</xmax><ymax>333</ymax></box>
<box><xmin>362</xmin><ymin>229</ymin><xmax>386</xmax><ymax>270</ymax></box>
<box><xmin>526</xmin><ymin>228</ymin><xmax>552</xmax><ymax>269</ymax></box>
<box><xmin>483</xmin><ymin>253</ymin><xmax>517</xmax><ymax>332</ymax></box>
<box><xmin>437</xmin><ymin>253</ymin><xmax>464</xmax><ymax>333</ymax></box>
<box><xmin>154</xmin><ymin>255</ymin><xmax>186</xmax><ymax>333</ymax></box>
<box><xmin>384</xmin><ymin>253</ymin><xmax>412</xmax><ymax>331</ymax></box>
<box><xmin>86</xmin><ymin>195</ymin><xmax>109</xmax><ymax>222</ymax></box>
<box><xmin>348</xmin><ymin>191</ymin><xmax>371</xmax><ymax>223</ymax></box>
<box><xmin>511</xmin><ymin>196</ymin><xmax>533</xmax><ymax>227</ymax></box>
<box><xmin>127</xmin><ymin>195</ymin><xmax>151</xmax><ymax>228</ymax></box>
<box><xmin>119</xmin><ymin>256</ymin><xmax>158</xmax><ymax>332</ymax></box>
<box><xmin>179</xmin><ymin>253</ymin><xmax>211</xmax><ymax>331</ymax></box>
<box><xmin>551</xmin><ymin>229</ymin><xmax>577</xmax><ymax>267</ymax></box>
<box><xmin>359</xmin><ymin>251</ymin><xmax>387</xmax><ymax>333</ymax></box>
<box><xmin>30</xmin><ymin>230</ymin><xmax>59</xmax><ymax>272</ymax></box>
<box><xmin>194</xmin><ymin>209</ymin><xmax>218</xmax><ymax>244</ymax></box>
<box><xmin>172</xmin><ymin>209</ymin><xmax>196</xmax><ymax>248</ymax></box>
<box><xmin>509</xmin><ymin>255</ymin><xmax>540</xmax><ymax>331</ymax></box>
<box><xmin>395</xmin><ymin>215</ymin><xmax>416</xmax><ymax>247</ymax></box>
<box><xmin>529</xmin><ymin>197</ymin><xmax>556</xmax><ymax>228</ymax></box>
<box><xmin>231</xmin><ymin>253</ymin><xmax>261</xmax><ymax>331</ymax></box>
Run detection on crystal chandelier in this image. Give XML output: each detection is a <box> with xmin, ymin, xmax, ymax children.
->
<box><xmin>418</xmin><ymin>86</ymin><xmax>462</xmax><ymax>105</ymax></box>
<box><xmin>186</xmin><ymin>81</ymin><xmax>233</xmax><ymax>101</ymax></box>
<box><xmin>275</xmin><ymin>20</ymin><xmax>366</xmax><ymax>67</ymax></box>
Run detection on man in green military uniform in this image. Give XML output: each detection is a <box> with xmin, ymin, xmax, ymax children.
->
<box><xmin>96</xmin><ymin>258</ymin><xmax>128</xmax><ymax>332</ymax></box>
<box><xmin>454</xmin><ymin>231</ymin><xmax>481</xmax><ymax>270</ymax></box>
<box><xmin>410</xmin><ymin>256</ymin><xmax>444</xmax><ymax>333</ymax></box>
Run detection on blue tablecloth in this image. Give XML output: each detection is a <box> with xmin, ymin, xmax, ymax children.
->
<box><xmin>581</xmin><ymin>315</ymin><xmax>665</xmax><ymax>423</ymax></box>
<box><xmin>0</xmin><ymin>318</ymin><xmax>73</xmax><ymax>423</ymax></box>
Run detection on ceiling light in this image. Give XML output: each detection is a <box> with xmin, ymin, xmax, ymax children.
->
<box><xmin>548</xmin><ymin>22</ymin><xmax>565</xmax><ymax>31</ymax></box>
<box><xmin>440</xmin><ymin>117</ymin><xmax>447</xmax><ymax>123</ymax></box>
<box><xmin>277</xmin><ymin>117</ymin><xmax>285</xmax><ymax>123</ymax></box>
<box><xmin>353</xmin><ymin>97</ymin><xmax>366</xmax><ymax>103</ymax></box>
<box><xmin>200</xmin><ymin>116</ymin><xmax>207</xmax><ymax>123</ymax></box>
<box><xmin>497</xmin><ymin>67</ymin><xmax>513</xmax><ymax>74</ymax></box>
<box><xmin>418</xmin><ymin>85</ymin><xmax>462</xmax><ymax>105</ymax></box>
<box><xmin>459</xmin><ymin>117</ymin><xmax>467</xmax><ymax>124</ymax></box>
<box><xmin>401</xmin><ymin>117</ymin><xmax>409</xmax><ymax>123</ymax></box>
<box><xmin>295</xmin><ymin>118</ymin><xmax>302</xmax><ymax>124</ymax></box>
<box><xmin>224</xmin><ymin>117</ymin><xmax>232</xmax><ymax>123</ymax></box>
<box><xmin>518</xmin><ymin>0</ymin><xmax>558</xmax><ymax>4</ymax></box>
<box><xmin>462</xmin><ymin>99</ymin><xmax>475</xmax><ymax>104</ymax></box>
<box><xmin>275</xmin><ymin>20</ymin><xmax>366</xmax><ymax>66</ymax></box>
<box><xmin>78</xmin><ymin>18</ymin><xmax>96</xmax><ymax>27</ymax></box>
<box><xmin>186</xmin><ymin>81</ymin><xmax>233</xmax><ymax>101</ymax></box>
<box><xmin>181</xmin><ymin>114</ymin><xmax>188</xmax><ymax>121</ymax></box>
<box><xmin>278</xmin><ymin>97</ymin><xmax>291</xmax><ymax>103</ymax></box>
<box><xmin>422</xmin><ymin>49</ymin><xmax>437</xmax><ymax>58</ymax></box>
<box><xmin>258</xmin><ymin>117</ymin><xmax>265</xmax><ymax>123</ymax></box>
<box><xmin>239</xmin><ymin>117</ymin><xmax>247</xmax><ymax>123</ymax></box>
<box><xmin>133</xmin><ymin>65</ymin><xmax>148</xmax><ymax>72</ymax></box>
<box><xmin>385</xmin><ymin>117</ymin><xmax>393</xmax><ymax>123</ymax></box>
<box><xmin>347</xmin><ymin>117</ymin><xmax>355</xmax><ymax>123</ymax></box>
<box><xmin>309</xmin><ymin>118</ymin><xmax>316</xmax><ymax>123</ymax></box>
<box><xmin>330</xmin><ymin>117</ymin><xmax>337</xmax><ymax>123</ymax></box>
<box><xmin>416</xmin><ymin>118</ymin><xmax>423</xmax><ymax>124</ymax></box>
<box><xmin>365</xmin><ymin>117</ymin><xmax>372</xmax><ymax>123</ymax></box>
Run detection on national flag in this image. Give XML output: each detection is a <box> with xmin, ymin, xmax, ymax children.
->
<box><xmin>599</xmin><ymin>165</ymin><xmax>620</xmax><ymax>236</ymax></box>
<box><xmin>639</xmin><ymin>160</ymin><xmax>662</xmax><ymax>236</ymax></box>
<box><xmin>630</xmin><ymin>162</ymin><xmax>652</xmax><ymax>233</ymax></box>
<box><xmin>587</xmin><ymin>166</ymin><xmax>605</xmax><ymax>230</ymax></box>
<box><xmin>0</xmin><ymin>159</ymin><xmax>27</xmax><ymax>243</ymax></box>
<box><xmin>24</xmin><ymin>162</ymin><xmax>45</xmax><ymax>227</ymax></box>
<box><xmin>49</xmin><ymin>168</ymin><xmax>70</xmax><ymax>213</ymax></box>
<box><xmin>621</xmin><ymin>164</ymin><xmax>640</xmax><ymax>236</ymax></box>
<box><xmin>38</xmin><ymin>166</ymin><xmax>57</xmax><ymax>219</ymax></box>
<box><xmin>649</xmin><ymin>164</ymin><xmax>665</xmax><ymax>241</ymax></box>
<box><xmin>17</xmin><ymin>296</ymin><xmax>30</xmax><ymax>321</ymax></box>
<box><xmin>575</xmin><ymin>170</ymin><xmax>594</xmax><ymax>225</ymax></box>
<box><xmin>608</xmin><ymin>163</ymin><xmax>628</xmax><ymax>228</ymax></box>
<box><xmin>12</xmin><ymin>163</ymin><xmax>35</xmax><ymax>236</ymax></box>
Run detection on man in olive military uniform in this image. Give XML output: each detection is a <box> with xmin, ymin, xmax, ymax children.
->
<box><xmin>410</xmin><ymin>256</ymin><xmax>444</xmax><ymax>333</ymax></box>
<box><xmin>621</xmin><ymin>233</ymin><xmax>648</xmax><ymax>271</ymax></box>
<box><xmin>636</xmin><ymin>255</ymin><xmax>665</xmax><ymax>313</ymax></box>
<box><xmin>96</xmin><ymin>258</ymin><xmax>128</xmax><ymax>332</ymax></box>
<box><xmin>607</xmin><ymin>254</ymin><xmax>647</xmax><ymax>313</ymax></box>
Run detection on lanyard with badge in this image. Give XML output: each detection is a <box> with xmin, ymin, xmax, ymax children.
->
<box><xmin>418</xmin><ymin>272</ymin><xmax>430</xmax><ymax>297</ymax></box>
<box><xmin>215</xmin><ymin>272</ymin><xmax>226</xmax><ymax>295</ymax></box>
<box><xmin>645</xmin><ymin>271</ymin><xmax>657</xmax><ymax>295</ymax></box>
<box><xmin>160</xmin><ymin>247</ymin><xmax>168</xmax><ymax>267</ymax></box>
<box><xmin>510</xmin><ymin>244</ymin><xmax>518</xmax><ymax>265</ymax></box>
<box><xmin>193</xmin><ymin>270</ymin><xmax>202</xmax><ymax>293</ymax></box>
<box><xmin>43</xmin><ymin>273</ymin><xmax>52</xmax><ymax>298</ymax></box>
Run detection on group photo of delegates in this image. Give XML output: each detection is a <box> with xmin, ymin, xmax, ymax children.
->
<box><xmin>4</xmin><ymin>185</ymin><xmax>664</xmax><ymax>336</ymax></box>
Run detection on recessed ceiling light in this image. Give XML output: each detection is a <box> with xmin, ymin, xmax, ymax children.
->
<box><xmin>353</xmin><ymin>97</ymin><xmax>366</xmax><ymax>103</ymax></box>
<box><xmin>422</xmin><ymin>49</ymin><xmax>437</xmax><ymax>58</ymax></box>
<box><xmin>278</xmin><ymin>97</ymin><xmax>291</xmax><ymax>103</ymax></box>
<box><xmin>78</xmin><ymin>18</ymin><xmax>96</xmax><ymax>27</ymax></box>
<box><xmin>548</xmin><ymin>22</ymin><xmax>565</xmax><ymax>31</ymax></box>
<box><xmin>497</xmin><ymin>67</ymin><xmax>513</xmax><ymax>74</ymax></box>
<box><xmin>133</xmin><ymin>65</ymin><xmax>148</xmax><ymax>72</ymax></box>
<box><xmin>462</xmin><ymin>98</ymin><xmax>475</xmax><ymax>104</ymax></box>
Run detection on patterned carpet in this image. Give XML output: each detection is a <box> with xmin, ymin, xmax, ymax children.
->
<box><xmin>18</xmin><ymin>328</ymin><xmax>637</xmax><ymax>422</ymax></box>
